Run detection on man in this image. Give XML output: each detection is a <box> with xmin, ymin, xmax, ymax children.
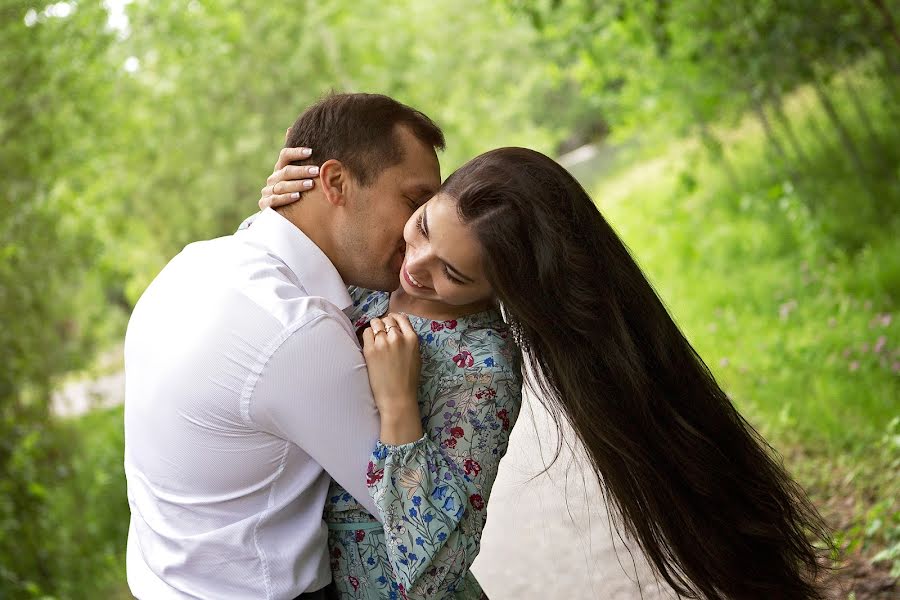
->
<box><xmin>124</xmin><ymin>93</ymin><xmax>443</xmax><ymax>599</ymax></box>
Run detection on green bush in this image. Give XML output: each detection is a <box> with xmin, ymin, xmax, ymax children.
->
<box><xmin>0</xmin><ymin>407</ymin><xmax>129</xmax><ymax>599</ymax></box>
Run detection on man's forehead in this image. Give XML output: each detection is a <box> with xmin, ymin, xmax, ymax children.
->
<box><xmin>404</xmin><ymin>179</ymin><xmax>439</xmax><ymax>195</ymax></box>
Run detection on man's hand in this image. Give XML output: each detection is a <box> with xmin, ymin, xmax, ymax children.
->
<box><xmin>258</xmin><ymin>147</ymin><xmax>318</xmax><ymax>210</ymax></box>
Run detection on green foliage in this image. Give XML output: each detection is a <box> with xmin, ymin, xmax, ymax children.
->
<box><xmin>591</xmin><ymin>75</ymin><xmax>898</xmax><ymax>578</ymax></box>
<box><xmin>0</xmin><ymin>406</ymin><xmax>130</xmax><ymax>599</ymax></box>
<box><xmin>2</xmin><ymin>0</ymin><xmax>898</xmax><ymax>596</ymax></box>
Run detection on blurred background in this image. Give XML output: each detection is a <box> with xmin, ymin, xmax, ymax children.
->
<box><xmin>1</xmin><ymin>1</ymin><xmax>898</xmax><ymax>598</ymax></box>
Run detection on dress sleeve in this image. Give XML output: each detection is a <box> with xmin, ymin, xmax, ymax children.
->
<box><xmin>366</xmin><ymin>355</ymin><xmax>521</xmax><ymax>598</ymax></box>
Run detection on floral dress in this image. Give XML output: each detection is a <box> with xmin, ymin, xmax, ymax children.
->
<box><xmin>324</xmin><ymin>288</ymin><xmax>522</xmax><ymax>600</ymax></box>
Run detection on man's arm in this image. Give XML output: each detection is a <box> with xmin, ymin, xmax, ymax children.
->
<box><xmin>246</xmin><ymin>313</ymin><xmax>381</xmax><ymax>517</ymax></box>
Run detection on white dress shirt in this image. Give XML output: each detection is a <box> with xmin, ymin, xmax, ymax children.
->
<box><xmin>124</xmin><ymin>208</ymin><xmax>381</xmax><ymax>599</ymax></box>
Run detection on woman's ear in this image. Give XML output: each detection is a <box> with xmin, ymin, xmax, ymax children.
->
<box><xmin>318</xmin><ymin>159</ymin><xmax>349</xmax><ymax>207</ymax></box>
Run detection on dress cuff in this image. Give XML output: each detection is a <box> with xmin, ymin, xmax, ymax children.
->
<box><xmin>373</xmin><ymin>433</ymin><xmax>429</xmax><ymax>459</ymax></box>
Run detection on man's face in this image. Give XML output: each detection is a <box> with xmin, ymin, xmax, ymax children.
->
<box><xmin>338</xmin><ymin>125</ymin><xmax>441</xmax><ymax>291</ymax></box>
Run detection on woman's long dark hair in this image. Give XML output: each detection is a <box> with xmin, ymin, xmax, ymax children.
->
<box><xmin>442</xmin><ymin>148</ymin><xmax>832</xmax><ymax>600</ymax></box>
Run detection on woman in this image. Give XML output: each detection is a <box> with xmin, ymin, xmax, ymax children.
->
<box><xmin>263</xmin><ymin>147</ymin><xmax>832</xmax><ymax>600</ymax></box>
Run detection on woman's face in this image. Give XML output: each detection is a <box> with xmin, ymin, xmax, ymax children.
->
<box><xmin>399</xmin><ymin>193</ymin><xmax>494</xmax><ymax>307</ymax></box>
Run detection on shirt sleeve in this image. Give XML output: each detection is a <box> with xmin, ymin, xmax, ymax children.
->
<box><xmin>366</xmin><ymin>360</ymin><xmax>521</xmax><ymax>597</ymax></box>
<box><xmin>246</xmin><ymin>312</ymin><xmax>382</xmax><ymax>518</ymax></box>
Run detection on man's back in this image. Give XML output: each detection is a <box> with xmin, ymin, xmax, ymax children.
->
<box><xmin>124</xmin><ymin>209</ymin><xmax>380</xmax><ymax>599</ymax></box>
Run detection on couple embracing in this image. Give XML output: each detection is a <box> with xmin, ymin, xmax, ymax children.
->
<box><xmin>124</xmin><ymin>93</ymin><xmax>830</xmax><ymax>600</ymax></box>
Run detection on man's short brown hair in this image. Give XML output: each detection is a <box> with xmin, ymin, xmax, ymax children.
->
<box><xmin>285</xmin><ymin>93</ymin><xmax>445</xmax><ymax>186</ymax></box>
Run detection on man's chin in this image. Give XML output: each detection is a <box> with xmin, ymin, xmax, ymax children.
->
<box><xmin>358</xmin><ymin>273</ymin><xmax>401</xmax><ymax>293</ymax></box>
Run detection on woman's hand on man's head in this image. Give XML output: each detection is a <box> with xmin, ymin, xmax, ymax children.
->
<box><xmin>258</xmin><ymin>146</ymin><xmax>318</xmax><ymax>210</ymax></box>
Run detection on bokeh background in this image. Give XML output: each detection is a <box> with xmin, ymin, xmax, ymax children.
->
<box><xmin>1</xmin><ymin>1</ymin><xmax>898</xmax><ymax>598</ymax></box>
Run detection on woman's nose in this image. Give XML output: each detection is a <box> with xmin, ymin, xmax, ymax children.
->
<box><xmin>405</xmin><ymin>252</ymin><xmax>432</xmax><ymax>278</ymax></box>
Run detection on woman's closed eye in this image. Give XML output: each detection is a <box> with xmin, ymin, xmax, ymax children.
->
<box><xmin>415</xmin><ymin>214</ymin><xmax>465</xmax><ymax>285</ymax></box>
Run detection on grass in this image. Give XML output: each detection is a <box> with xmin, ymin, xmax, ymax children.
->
<box><xmin>590</xmin><ymin>73</ymin><xmax>899</xmax><ymax>587</ymax></box>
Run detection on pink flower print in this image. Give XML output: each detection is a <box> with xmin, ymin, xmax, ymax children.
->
<box><xmin>453</xmin><ymin>350</ymin><xmax>474</xmax><ymax>368</ymax></box>
<box><xmin>355</xmin><ymin>529</ymin><xmax>366</xmax><ymax>542</ymax></box>
<box><xmin>366</xmin><ymin>461</ymin><xmax>384</xmax><ymax>486</ymax></box>
<box><xmin>444</xmin><ymin>437</ymin><xmax>457</xmax><ymax>449</ymax></box>
<box><xmin>482</xmin><ymin>387</ymin><xmax>497</xmax><ymax>399</ymax></box>
<box><xmin>464</xmin><ymin>458</ymin><xmax>482</xmax><ymax>477</ymax></box>
<box><xmin>450</xmin><ymin>426</ymin><xmax>465</xmax><ymax>439</ymax></box>
<box><xmin>469</xmin><ymin>493</ymin><xmax>485</xmax><ymax>510</ymax></box>
<box><xmin>349</xmin><ymin>575</ymin><xmax>359</xmax><ymax>591</ymax></box>
<box><xmin>444</xmin><ymin>319</ymin><xmax>458</xmax><ymax>330</ymax></box>
<box><xmin>431</xmin><ymin>321</ymin><xmax>445</xmax><ymax>332</ymax></box>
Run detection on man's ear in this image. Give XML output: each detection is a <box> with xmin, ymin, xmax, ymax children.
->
<box><xmin>319</xmin><ymin>159</ymin><xmax>350</xmax><ymax>207</ymax></box>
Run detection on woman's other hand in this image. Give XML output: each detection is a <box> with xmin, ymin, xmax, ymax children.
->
<box><xmin>258</xmin><ymin>146</ymin><xmax>318</xmax><ymax>210</ymax></box>
<box><xmin>362</xmin><ymin>313</ymin><xmax>424</xmax><ymax>445</ymax></box>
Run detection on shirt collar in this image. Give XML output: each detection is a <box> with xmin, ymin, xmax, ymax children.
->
<box><xmin>238</xmin><ymin>208</ymin><xmax>352</xmax><ymax>311</ymax></box>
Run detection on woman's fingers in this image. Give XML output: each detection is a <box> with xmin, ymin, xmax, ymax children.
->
<box><xmin>259</xmin><ymin>184</ymin><xmax>315</xmax><ymax>209</ymax></box>
<box><xmin>260</xmin><ymin>164</ymin><xmax>319</xmax><ymax>209</ymax></box>
<box><xmin>388</xmin><ymin>313</ymin><xmax>416</xmax><ymax>340</ymax></box>
<box><xmin>379</xmin><ymin>314</ymin><xmax>402</xmax><ymax>339</ymax></box>
<box><xmin>267</xmin><ymin>164</ymin><xmax>320</xmax><ymax>187</ymax></box>
<box><xmin>362</xmin><ymin>326</ymin><xmax>375</xmax><ymax>351</ymax></box>
<box><xmin>368</xmin><ymin>317</ymin><xmax>386</xmax><ymax>343</ymax></box>
<box><xmin>274</xmin><ymin>146</ymin><xmax>312</xmax><ymax>171</ymax></box>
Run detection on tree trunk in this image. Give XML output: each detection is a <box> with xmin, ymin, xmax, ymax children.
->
<box><xmin>812</xmin><ymin>74</ymin><xmax>877</xmax><ymax>203</ymax></box>
<box><xmin>695</xmin><ymin>117</ymin><xmax>741</xmax><ymax>190</ymax></box>
<box><xmin>753</xmin><ymin>98</ymin><xmax>790</xmax><ymax>165</ymax></box>
<box><xmin>769</xmin><ymin>92</ymin><xmax>812</xmax><ymax>168</ymax></box>
<box><xmin>803</xmin><ymin>96</ymin><xmax>835</xmax><ymax>151</ymax></box>
<box><xmin>867</xmin><ymin>0</ymin><xmax>900</xmax><ymax>48</ymax></box>
<box><xmin>842</xmin><ymin>75</ymin><xmax>882</xmax><ymax>149</ymax></box>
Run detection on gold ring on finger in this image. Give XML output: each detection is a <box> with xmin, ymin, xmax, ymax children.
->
<box><xmin>374</xmin><ymin>329</ymin><xmax>388</xmax><ymax>336</ymax></box>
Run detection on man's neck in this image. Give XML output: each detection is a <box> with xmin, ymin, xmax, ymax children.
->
<box><xmin>274</xmin><ymin>204</ymin><xmax>338</xmax><ymax>269</ymax></box>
